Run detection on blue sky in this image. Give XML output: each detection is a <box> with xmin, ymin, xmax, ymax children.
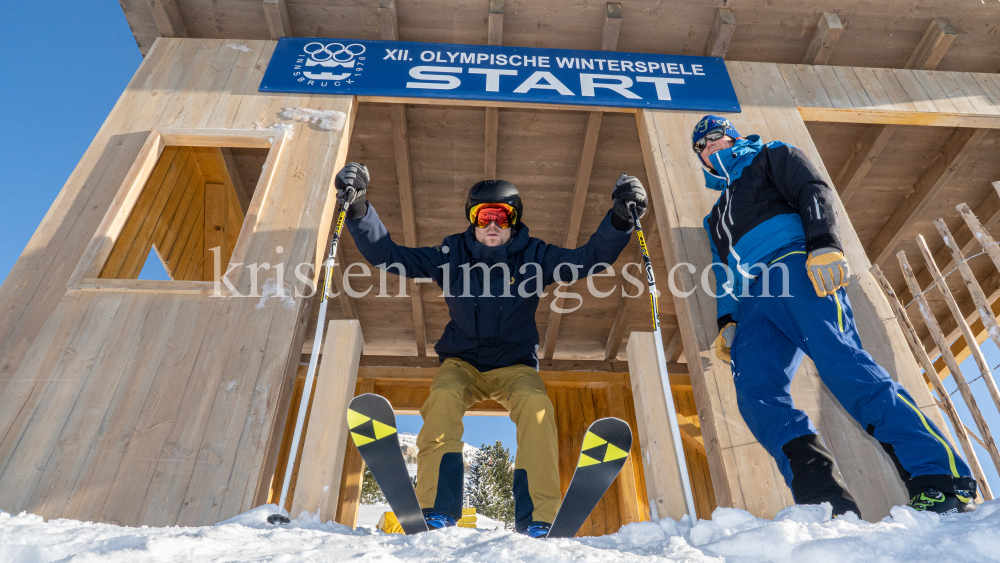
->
<box><xmin>0</xmin><ymin>1</ymin><xmax>995</xmax><ymax>497</ymax></box>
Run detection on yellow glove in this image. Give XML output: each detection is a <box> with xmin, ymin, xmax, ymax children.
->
<box><xmin>715</xmin><ymin>322</ymin><xmax>736</xmax><ymax>363</ymax></box>
<box><xmin>806</xmin><ymin>248</ymin><xmax>850</xmax><ymax>297</ymax></box>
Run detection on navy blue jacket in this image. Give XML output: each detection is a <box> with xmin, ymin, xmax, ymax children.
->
<box><xmin>346</xmin><ymin>204</ymin><xmax>632</xmax><ymax>371</ymax></box>
<box><xmin>703</xmin><ymin>135</ymin><xmax>843</xmax><ymax>329</ymax></box>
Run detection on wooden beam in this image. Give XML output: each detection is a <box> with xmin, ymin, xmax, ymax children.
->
<box><xmin>484</xmin><ymin>0</ymin><xmax>503</xmax><ymax>179</ymax></box>
<box><xmin>904</xmin><ymin>18</ymin><xmax>957</xmax><ymax>71</ymax></box>
<box><xmin>834</xmin><ymin>124</ymin><xmax>896</xmax><ymax>205</ymax></box>
<box><xmin>203</xmin><ymin>183</ymin><xmax>228</xmax><ymax>282</ymax></box>
<box><xmin>146</xmin><ymin>0</ymin><xmax>188</xmax><ymax>38</ymax></box>
<box><xmin>542</xmin><ymin>6</ymin><xmax>619</xmax><ymax>359</ymax></box>
<box><xmin>604</xmin><ymin>247</ymin><xmax>643</xmax><ymax>360</ymax></box>
<box><xmin>801</xmin><ymin>12</ymin><xmax>843</xmax><ymax>65</ymax></box>
<box><xmin>627</xmin><ymin>331</ymin><xmax>691</xmax><ymax>520</ymax></box>
<box><xmin>378</xmin><ymin>0</ymin><xmax>398</xmax><ymax>41</ymax></box>
<box><xmin>380</xmin><ymin>3</ymin><xmax>428</xmax><ymax>355</ymax></box>
<box><xmin>291</xmin><ymin>320</ymin><xmax>363</xmax><ymax>523</ymax></box>
<box><xmin>601</xmin><ymin>3</ymin><xmax>622</xmax><ymax>51</ymax></box>
<box><xmin>263</xmin><ymin>0</ymin><xmax>292</xmax><ymax>39</ymax></box>
<box><xmin>704</xmin><ymin>7</ymin><xmax>736</xmax><ymax>58</ymax></box>
<box><xmin>867</xmin><ymin>128</ymin><xmax>986</xmax><ymax>265</ymax></box>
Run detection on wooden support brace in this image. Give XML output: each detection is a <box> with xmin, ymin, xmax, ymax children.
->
<box><xmin>263</xmin><ymin>0</ymin><xmax>292</xmax><ymax>39</ymax></box>
<box><xmin>704</xmin><ymin>8</ymin><xmax>736</xmax><ymax>59</ymax></box>
<box><xmin>870</xmin><ymin>264</ymin><xmax>993</xmax><ymax>500</ymax></box>
<box><xmin>290</xmin><ymin>320</ymin><xmax>364</xmax><ymax>523</ymax></box>
<box><xmin>896</xmin><ymin>250</ymin><xmax>1000</xmax><ymax>472</ymax></box>
<box><xmin>904</xmin><ymin>18</ymin><xmax>957</xmax><ymax>71</ymax></box>
<box><xmin>379</xmin><ymin>0</ymin><xmax>399</xmax><ymax>41</ymax></box>
<box><xmin>146</xmin><ymin>0</ymin><xmax>188</xmax><ymax>38</ymax></box>
<box><xmin>484</xmin><ymin>0</ymin><xmax>503</xmax><ymax>179</ymax></box>
<box><xmin>867</xmin><ymin>128</ymin><xmax>985</xmax><ymax>265</ymax></box>
<box><xmin>626</xmin><ymin>332</ymin><xmax>691</xmax><ymax>521</ymax></box>
<box><xmin>801</xmin><ymin>12</ymin><xmax>843</xmax><ymax>65</ymax></box>
<box><xmin>834</xmin><ymin>124</ymin><xmax>895</xmax><ymax>205</ymax></box>
<box><xmin>601</xmin><ymin>3</ymin><xmax>622</xmax><ymax>51</ymax></box>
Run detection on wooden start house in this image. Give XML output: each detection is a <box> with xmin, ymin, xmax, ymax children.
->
<box><xmin>1</xmin><ymin>0</ymin><xmax>999</xmax><ymax>536</ymax></box>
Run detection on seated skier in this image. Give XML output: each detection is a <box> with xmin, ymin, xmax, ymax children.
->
<box><xmin>335</xmin><ymin>163</ymin><xmax>646</xmax><ymax>536</ymax></box>
<box><xmin>695</xmin><ymin>114</ymin><xmax>977</xmax><ymax>516</ymax></box>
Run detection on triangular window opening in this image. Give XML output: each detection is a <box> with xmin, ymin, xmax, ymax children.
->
<box><xmin>137</xmin><ymin>244</ymin><xmax>173</xmax><ymax>281</ymax></box>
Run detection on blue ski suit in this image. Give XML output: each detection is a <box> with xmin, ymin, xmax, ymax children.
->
<box><xmin>703</xmin><ymin>136</ymin><xmax>975</xmax><ymax>500</ymax></box>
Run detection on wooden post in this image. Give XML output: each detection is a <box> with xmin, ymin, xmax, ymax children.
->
<box><xmin>336</xmin><ymin>377</ymin><xmax>374</xmax><ymax>527</ymax></box>
<box><xmin>916</xmin><ymin>234</ymin><xmax>1000</xmax><ymax>418</ymax></box>
<box><xmin>626</xmin><ymin>332</ymin><xmax>689</xmax><ymax>521</ymax></box>
<box><xmin>635</xmin><ymin>62</ymin><xmax>931</xmax><ymax>519</ymax></box>
<box><xmin>897</xmin><ymin>250</ymin><xmax>1000</xmax><ymax>471</ymax></box>
<box><xmin>870</xmin><ymin>264</ymin><xmax>993</xmax><ymax>500</ymax></box>
<box><xmin>290</xmin><ymin>320</ymin><xmax>364</xmax><ymax>522</ymax></box>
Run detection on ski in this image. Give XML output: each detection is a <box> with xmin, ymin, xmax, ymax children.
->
<box><xmin>546</xmin><ymin>417</ymin><xmax>633</xmax><ymax>539</ymax></box>
<box><xmin>347</xmin><ymin>393</ymin><xmax>429</xmax><ymax>535</ymax></box>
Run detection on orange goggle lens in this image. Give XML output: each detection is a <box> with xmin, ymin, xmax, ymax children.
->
<box><xmin>470</xmin><ymin>203</ymin><xmax>515</xmax><ymax>229</ymax></box>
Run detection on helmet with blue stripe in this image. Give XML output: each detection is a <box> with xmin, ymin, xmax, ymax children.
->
<box><xmin>692</xmin><ymin>115</ymin><xmax>740</xmax><ymax>147</ymax></box>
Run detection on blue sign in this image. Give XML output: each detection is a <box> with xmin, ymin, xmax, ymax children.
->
<box><xmin>260</xmin><ymin>38</ymin><xmax>741</xmax><ymax>113</ymax></box>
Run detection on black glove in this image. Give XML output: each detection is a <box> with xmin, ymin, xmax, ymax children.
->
<box><xmin>335</xmin><ymin>162</ymin><xmax>370</xmax><ymax>219</ymax></box>
<box><xmin>611</xmin><ymin>174</ymin><xmax>648</xmax><ymax>231</ymax></box>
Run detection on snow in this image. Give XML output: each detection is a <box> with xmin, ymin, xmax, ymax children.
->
<box><xmin>356</xmin><ymin>503</ymin><xmax>506</xmax><ymax>531</ymax></box>
<box><xmin>279</xmin><ymin>107</ymin><xmax>347</xmax><ymax>131</ymax></box>
<box><xmin>2</xmin><ymin>500</ymin><xmax>998</xmax><ymax>562</ymax></box>
<box><xmin>225</xmin><ymin>42</ymin><xmax>253</xmax><ymax>52</ymax></box>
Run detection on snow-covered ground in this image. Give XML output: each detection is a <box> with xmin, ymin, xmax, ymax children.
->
<box><xmin>2</xmin><ymin>500</ymin><xmax>998</xmax><ymax>562</ymax></box>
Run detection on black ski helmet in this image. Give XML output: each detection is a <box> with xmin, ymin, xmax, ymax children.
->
<box><xmin>465</xmin><ymin>179</ymin><xmax>523</xmax><ymax>226</ymax></box>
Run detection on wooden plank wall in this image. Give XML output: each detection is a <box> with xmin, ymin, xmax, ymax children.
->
<box><xmin>292</xmin><ymin>369</ymin><xmax>657</xmax><ymax>535</ymax></box>
<box><xmin>636</xmin><ymin>60</ymin><xmax>952</xmax><ymax>520</ymax></box>
<box><xmin>0</xmin><ymin>38</ymin><xmax>355</xmax><ymax>526</ymax></box>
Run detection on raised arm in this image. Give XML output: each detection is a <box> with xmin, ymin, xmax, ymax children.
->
<box><xmin>537</xmin><ymin>175</ymin><xmax>644</xmax><ymax>286</ymax></box>
<box><xmin>337</xmin><ymin>163</ymin><xmax>447</xmax><ymax>282</ymax></box>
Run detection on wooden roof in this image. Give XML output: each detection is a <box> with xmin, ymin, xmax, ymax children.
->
<box><xmin>118</xmin><ymin>2</ymin><xmax>1000</xmax><ymax>370</ymax></box>
<box><xmin>120</xmin><ymin>1</ymin><xmax>1000</xmax><ymax>73</ymax></box>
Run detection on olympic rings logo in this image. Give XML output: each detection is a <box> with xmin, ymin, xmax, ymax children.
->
<box><xmin>303</xmin><ymin>42</ymin><xmax>366</xmax><ymax>63</ymax></box>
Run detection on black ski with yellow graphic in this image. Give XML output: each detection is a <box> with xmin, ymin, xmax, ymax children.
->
<box><xmin>547</xmin><ymin>417</ymin><xmax>633</xmax><ymax>538</ymax></box>
<box><xmin>347</xmin><ymin>393</ymin><xmax>428</xmax><ymax>535</ymax></box>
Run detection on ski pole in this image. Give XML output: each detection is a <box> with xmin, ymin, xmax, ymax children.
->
<box><xmin>267</xmin><ymin>187</ymin><xmax>355</xmax><ymax>526</ymax></box>
<box><xmin>628</xmin><ymin>200</ymin><xmax>698</xmax><ymax>519</ymax></box>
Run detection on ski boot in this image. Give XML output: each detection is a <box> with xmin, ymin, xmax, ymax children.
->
<box><xmin>909</xmin><ymin>487</ymin><xmax>975</xmax><ymax>515</ymax></box>
<box><xmin>519</xmin><ymin>523</ymin><xmax>551</xmax><ymax>538</ymax></box>
<box><xmin>423</xmin><ymin>512</ymin><xmax>457</xmax><ymax>530</ymax></box>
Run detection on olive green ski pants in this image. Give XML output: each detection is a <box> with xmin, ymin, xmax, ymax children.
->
<box><xmin>415</xmin><ymin>358</ymin><xmax>560</xmax><ymax>526</ymax></box>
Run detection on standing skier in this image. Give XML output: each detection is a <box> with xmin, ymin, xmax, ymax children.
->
<box><xmin>696</xmin><ymin>114</ymin><xmax>977</xmax><ymax>516</ymax></box>
<box><xmin>335</xmin><ymin>163</ymin><xmax>645</xmax><ymax>536</ymax></box>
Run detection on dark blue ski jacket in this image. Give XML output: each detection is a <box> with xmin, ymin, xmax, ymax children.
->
<box><xmin>703</xmin><ymin>135</ymin><xmax>843</xmax><ymax>329</ymax></box>
<box><xmin>345</xmin><ymin>204</ymin><xmax>632</xmax><ymax>371</ymax></box>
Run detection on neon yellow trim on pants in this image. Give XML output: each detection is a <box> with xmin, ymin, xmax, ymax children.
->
<box><xmin>834</xmin><ymin>291</ymin><xmax>844</xmax><ymax>333</ymax></box>
<box><xmin>768</xmin><ymin>250</ymin><xmax>807</xmax><ymax>265</ymax></box>
<box><xmin>897</xmin><ymin>393</ymin><xmax>960</xmax><ymax>478</ymax></box>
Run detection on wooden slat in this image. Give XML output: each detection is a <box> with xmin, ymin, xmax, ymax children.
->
<box><xmin>378</xmin><ymin>0</ymin><xmax>398</xmax><ymax>41</ymax></box>
<box><xmin>291</xmin><ymin>320</ymin><xmax>364</xmax><ymax>523</ymax></box>
<box><xmin>626</xmin><ymin>332</ymin><xmax>691</xmax><ymax>521</ymax></box>
<box><xmin>704</xmin><ymin>7</ymin><xmax>736</xmax><ymax>59</ymax></box>
<box><xmin>203</xmin><ymin>183</ymin><xmax>228</xmax><ymax>280</ymax></box>
<box><xmin>600</xmin><ymin>3</ymin><xmax>622</xmax><ymax>51</ymax></box>
<box><xmin>220</xmin><ymin>147</ymin><xmax>252</xmax><ymax>213</ymax></box>
<box><xmin>263</xmin><ymin>0</ymin><xmax>292</xmax><ymax>39</ymax></box>
<box><xmin>904</xmin><ymin>18</ymin><xmax>957</xmax><ymax>71</ymax></box>
<box><xmin>484</xmin><ymin>0</ymin><xmax>503</xmax><ymax>179</ymax></box>
<box><xmin>834</xmin><ymin>124</ymin><xmax>896</xmax><ymax>205</ymax></box>
<box><xmin>147</xmin><ymin>0</ymin><xmax>188</xmax><ymax>38</ymax></box>
<box><xmin>867</xmin><ymin>127</ymin><xmax>986</xmax><ymax>265</ymax></box>
<box><xmin>801</xmin><ymin>12</ymin><xmax>843</xmax><ymax>65</ymax></box>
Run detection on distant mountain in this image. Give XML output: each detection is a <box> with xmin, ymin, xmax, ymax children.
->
<box><xmin>396</xmin><ymin>432</ymin><xmax>480</xmax><ymax>478</ymax></box>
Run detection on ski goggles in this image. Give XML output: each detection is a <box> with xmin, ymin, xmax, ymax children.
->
<box><xmin>469</xmin><ymin>203</ymin><xmax>516</xmax><ymax>229</ymax></box>
<box><xmin>692</xmin><ymin>127</ymin><xmax>728</xmax><ymax>154</ymax></box>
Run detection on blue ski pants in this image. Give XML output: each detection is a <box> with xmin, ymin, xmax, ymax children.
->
<box><xmin>730</xmin><ymin>251</ymin><xmax>971</xmax><ymax>490</ymax></box>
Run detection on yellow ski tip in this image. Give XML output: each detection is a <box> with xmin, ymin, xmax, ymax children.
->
<box><xmin>351</xmin><ymin>432</ymin><xmax>374</xmax><ymax>447</ymax></box>
<box><xmin>582</xmin><ymin>431</ymin><xmax>607</xmax><ymax>450</ymax></box>
<box><xmin>373</xmin><ymin>419</ymin><xmax>397</xmax><ymax>440</ymax></box>
<box><xmin>578</xmin><ymin>453</ymin><xmax>600</xmax><ymax>467</ymax></box>
<box><xmin>347</xmin><ymin>409</ymin><xmax>371</xmax><ymax>429</ymax></box>
<box><xmin>603</xmin><ymin>443</ymin><xmax>629</xmax><ymax>462</ymax></box>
